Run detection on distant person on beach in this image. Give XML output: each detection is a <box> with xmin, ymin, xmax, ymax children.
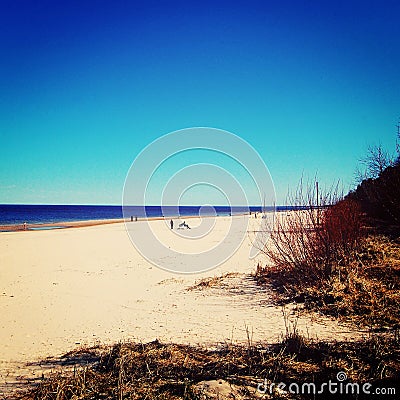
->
<box><xmin>23</xmin><ymin>222</ymin><xmax>27</xmax><ymax>230</ymax></box>
<box><xmin>170</xmin><ymin>219</ymin><xmax>173</xmax><ymax>229</ymax></box>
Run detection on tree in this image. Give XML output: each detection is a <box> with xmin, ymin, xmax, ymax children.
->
<box><xmin>356</xmin><ymin>144</ymin><xmax>393</xmax><ymax>183</ymax></box>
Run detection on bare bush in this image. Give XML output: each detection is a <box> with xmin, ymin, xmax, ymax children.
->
<box><xmin>256</xmin><ymin>179</ymin><xmax>363</xmax><ymax>291</ymax></box>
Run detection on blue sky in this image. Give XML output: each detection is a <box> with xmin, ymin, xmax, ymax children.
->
<box><xmin>1</xmin><ymin>0</ymin><xmax>399</xmax><ymax>205</ymax></box>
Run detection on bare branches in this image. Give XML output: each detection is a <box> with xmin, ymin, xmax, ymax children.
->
<box><xmin>356</xmin><ymin>144</ymin><xmax>394</xmax><ymax>183</ymax></box>
<box><xmin>256</xmin><ymin>179</ymin><xmax>363</xmax><ymax>290</ymax></box>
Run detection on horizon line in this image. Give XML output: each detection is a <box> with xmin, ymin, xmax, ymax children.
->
<box><xmin>0</xmin><ymin>203</ymin><xmax>283</xmax><ymax>207</ymax></box>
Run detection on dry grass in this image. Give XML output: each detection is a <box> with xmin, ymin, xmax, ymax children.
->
<box><xmin>15</xmin><ymin>332</ymin><xmax>399</xmax><ymax>400</ymax></box>
<box><xmin>256</xmin><ymin>234</ymin><xmax>400</xmax><ymax>329</ymax></box>
<box><xmin>321</xmin><ymin>235</ymin><xmax>400</xmax><ymax>328</ymax></box>
<box><xmin>187</xmin><ymin>273</ymin><xmax>240</xmax><ymax>291</ymax></box>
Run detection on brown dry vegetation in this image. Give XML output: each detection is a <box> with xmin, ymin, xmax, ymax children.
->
<box><xmin>254</xmin><ymin>173</ymin><xmax>400</xmax><ymax>330</ymax></box>
<box><xmin>256</xmin><ymin>233</ymin><xmax>400</xmax><ymax>329</ymax></box>
<box><xmin>15</xmin><ymin>333</ymin><xmax>400</xmax><ymax>400</ymax></box>
<box><xmin>187</xmin><ymin>273</ymin><xmax>240</xmax><ymax>291</ymax></box>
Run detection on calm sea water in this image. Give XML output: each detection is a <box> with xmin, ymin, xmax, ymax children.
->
<box><xmin>0</xmin><ymin>204</ymin><xmax>287</xmax><ymax>226</ymax></box>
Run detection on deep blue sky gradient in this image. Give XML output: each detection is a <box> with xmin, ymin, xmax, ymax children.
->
<box><xmin>1</xmin><ymin>0</ymin><xmax>399</xmax><ymax>204</ymax></box>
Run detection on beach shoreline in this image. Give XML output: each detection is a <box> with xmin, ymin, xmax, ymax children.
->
<box><xmin>0</xmin><ymin>218</ymin><xmax>126</xmax><ymax>232</ymax></box>
<box><xmin>0</xmin><ymin>213</ymin><xmax>247</xmax><ymax>232</ymax></box>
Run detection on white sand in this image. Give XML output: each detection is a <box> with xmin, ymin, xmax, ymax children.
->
<box><xmin>0</xmin><ymin>216</ymin><xmax>364</xmax><ymax>390</ymax></box>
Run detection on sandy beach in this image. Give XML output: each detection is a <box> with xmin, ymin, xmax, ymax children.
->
<box><xmin>0</xmin><ymin>216</ymin><xmax>365</xmax><ymax>393</ymax></box>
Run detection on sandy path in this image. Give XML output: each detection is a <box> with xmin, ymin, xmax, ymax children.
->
<box><xmin>0</xmin><ymin>216</ymin><xmax>364</xmax><ymax>394</ymax></box>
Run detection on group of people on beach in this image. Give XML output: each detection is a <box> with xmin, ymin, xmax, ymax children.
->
<box><xmin>170</xmin><ymin>219</ymin><xmax>190</xmax><ymax>230</ymax></box>
<box><xmin>129</xmin><ymin>216</ymin><xmax>190</xmax><ymax>230</ymax></box>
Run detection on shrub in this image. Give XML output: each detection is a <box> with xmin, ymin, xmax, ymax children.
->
<box><xmin>257</xmin><ymin>180</ymin><xmax>363</xmax><ymax>291</ymax></box>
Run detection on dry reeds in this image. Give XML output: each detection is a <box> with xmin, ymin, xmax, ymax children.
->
<box><xmin>17</xmin><ymin>332</ymin><xmax>399</xmax><ymax>400</ymax></box>
<box><xmin>187</xmin><ymin>273</ymin><xmax>239</xmax><ymax>291</ymax></box>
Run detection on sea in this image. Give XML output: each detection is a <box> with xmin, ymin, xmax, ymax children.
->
<box><xmin>0</xmin><ymin>204</ymin><xmax>285</xmax><ymax>226</ymax></box>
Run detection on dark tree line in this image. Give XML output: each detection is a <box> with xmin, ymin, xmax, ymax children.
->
<box><xmin>348</xmin><ymin>164</ymin><xmax>400</xmax><ymax>223</ymax></box>
<box><xmin>348</xmin><ymin>119</ymin><xmax>400</xmax><ymax>225</ymax></box>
